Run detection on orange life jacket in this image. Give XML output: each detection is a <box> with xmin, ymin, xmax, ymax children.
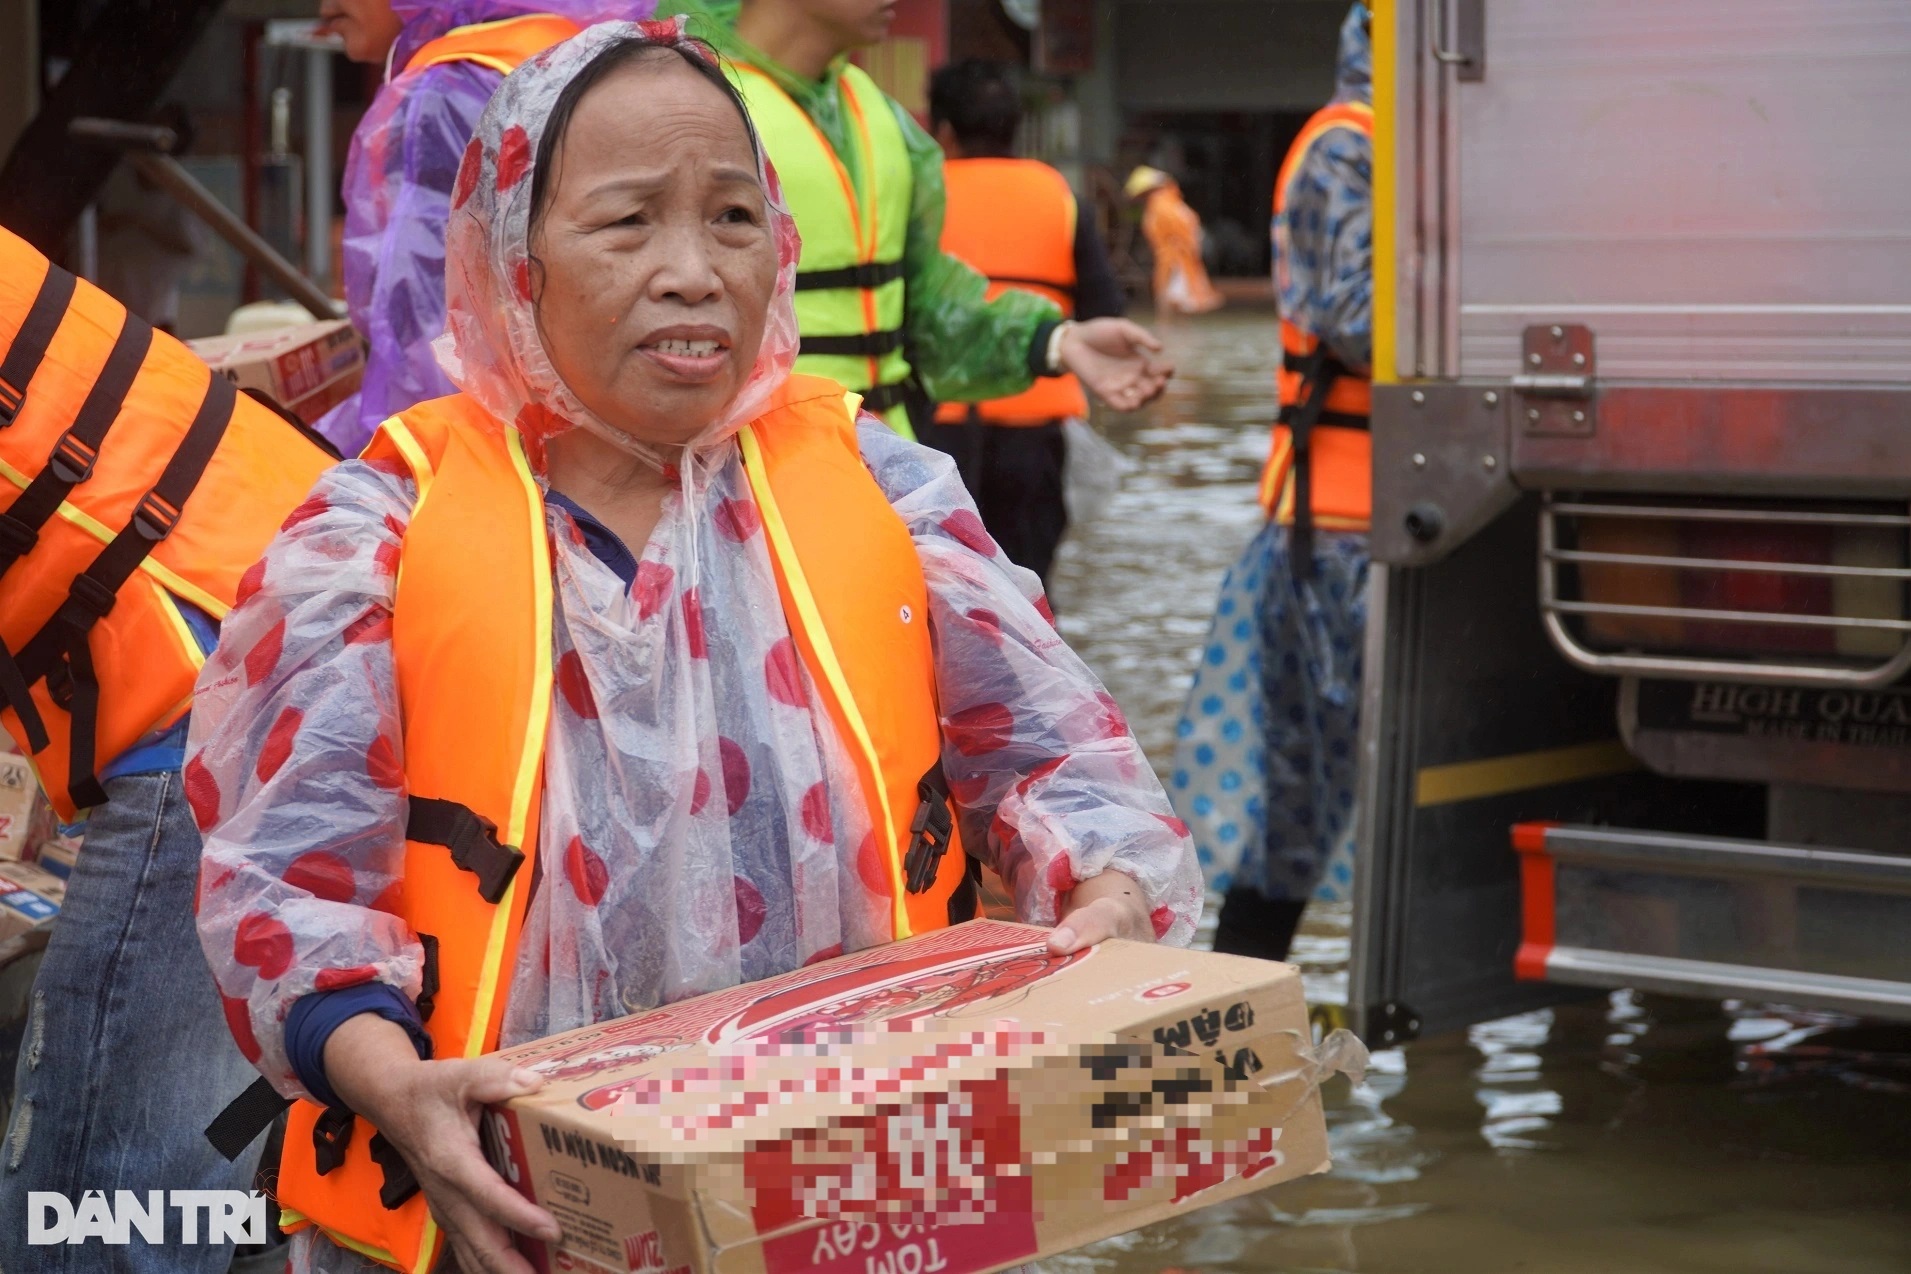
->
<box><xmin>0</xmin><ymin>227</ymin><xmax>335</xmax><ymax>819</ymax></box>
<box><xmin>272</xmin><ymin>376</ymin><xmax>974</xmax><ymax>1273</ymax></box>
<box><xmin>401</xmin><ymin>13</ymin><xmax>582</xmax><ymax>76</ymax></box>
<box><xmin>935</xmin><ymin>158</ymin><xmax>1088</xmax><ymax>425</ymax></box>
<box><xmin>1258</xmin><ymin>100</ymin><xmax>1375</xmax><ymax>532</ymax></box>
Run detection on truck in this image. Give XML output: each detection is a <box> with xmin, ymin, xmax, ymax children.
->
<box><xmin>1350</xmin><ymin>0</ymin><xmax>1911</xmax><ymax>1047</ymax></box>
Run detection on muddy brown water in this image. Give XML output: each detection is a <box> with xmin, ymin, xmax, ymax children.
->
<box><xmin>1040</xmin><ymin>306</ymin><xmax>1911</xmax><ymax>1274</ymax></box>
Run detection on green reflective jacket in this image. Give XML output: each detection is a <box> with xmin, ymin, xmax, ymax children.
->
<box><xmin>680</xmin><ymin>2</ymin><xmax>1060</xmax><ymax>405</ymax></box>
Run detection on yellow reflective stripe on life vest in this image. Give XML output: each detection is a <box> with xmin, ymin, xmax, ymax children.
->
<box><xmin>463</xmin><ymin>423</ymin><xmax>553</xmax><ymax>1061</ymax></box>
<box><xmin>737</xmin><ymin>421</ymin><xmax>911</xmax><ymax>939</ymax></box>
<box><xmin>0</xmin><ymin>454</ymin><xmax>230</xmax><ymax>619</ymax></box>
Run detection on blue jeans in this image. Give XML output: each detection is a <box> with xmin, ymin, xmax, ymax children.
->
<box><xmin>0</xmin><ymin>770</ymin><xmax>268</xmax><ymax>1272</ymax></box>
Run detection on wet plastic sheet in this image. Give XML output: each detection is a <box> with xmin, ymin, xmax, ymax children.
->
<box><xmin>1061</xmin><ymin>416</ymin><xmax>1133</xmax><ymax>526</ymax></box>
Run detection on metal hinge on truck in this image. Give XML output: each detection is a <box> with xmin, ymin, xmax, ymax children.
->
<box><xmin>1512</xmin><ymin>324</ymin><xmax>1594</xmax><ymax>437</ymax></box>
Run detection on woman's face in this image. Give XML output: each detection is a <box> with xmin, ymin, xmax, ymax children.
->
<box><xmin>530</xmin><ymin>54</ymin><xmax>778</xmax><ymax>448</ymax></box>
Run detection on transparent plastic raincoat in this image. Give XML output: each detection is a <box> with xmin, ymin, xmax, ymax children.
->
<box><xmin>314</xmin><ymin>0</ymin><xmax>653</xmax><ymax>456</ymax></box>
<box><xmin>1171</xmin><ymin>2</ymin><xmax>1373</xmax><ymax>907</ymax></box>
<box><xmin>192</xmin><ymin>22</ymin><xmax>1198</xmax><ymax>1271</ymax></box>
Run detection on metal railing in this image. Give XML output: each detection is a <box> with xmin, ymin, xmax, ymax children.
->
<box><xmin>1539</xmin><ymin>495</ymin><xmax>1911</xmax><ymax>688</ymax></box>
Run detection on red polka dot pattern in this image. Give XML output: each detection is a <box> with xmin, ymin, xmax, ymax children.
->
<box><xmin>452</xmin><ymin>137</ymin><xmax>483</xmax><ymax>209</ymax></box>
<box><xmin>244</xmin><ymin>619</ymin><xmax>285</xmax><ymax>687</ymax></box>
<box><xmin>764</xmin><ymin>638</ymin><xmax>806</xmax><ymax>707</ymax></box>
<box><xmin>856</xmin><ymin>830</ymin><xmax>891</xmax><ymax>896</ymax></box>
<box><xmin>799</xmin><ymin>781</ymin><xmax>833</xmax><ymax>843</ymax></box>
<box><xmin>222</xmin><ymin>994</ymin><xmax>261</xmax><ymax>1064</ymax></box>
<box><xmin>234</xmin><ymin>912</ymin><xmax>295</xmax><ymax>979</ymax></box>
<box><xmin>365</xmin><ymin>734</ymin><xmax>403</xmax><ymax>791</ymax></box>
<box><xmin>234</xmin><ymin>558</ymin><xmax>268</xmax><ymax>608</ymax></box>
<box><xmin>1154</xmin><ymin>812</ymin><xmax>1191</xmax><ymax>838</ymax></box>
<box><xmin>315</xmin><ymin>965</ymin><xmax>379</xmax><ymax>992</ymax></box>
<box><xmin>343</xmin><ymin>608</ymin><xmax>392</xmax><ymax>646</ymax></box>
<box><xmin>1045</xmin><ymin>851</ymin><xmax>1077</xmax><ymax>896</ymax></box>
<box><xmin>1150</xmin><ymin>906</ymin><xmax>1175</xmax><ymax>939</ymax></box>
<box><xmin>282</xmin><ymin>495</ymin><xmax>330</xmax><ymax>533</ymax></box>
<box><xmin>556</xmin><ymin>650</ymin><xmax>598</xmax><ymax>719</ymax></box>
<box><xmin>683</xmin><ymin>590</ymin><xmax>707</xmax><ymax>658</ymax></box>
<box><xmin>713</xmin><ymin>498</ymin><xmax>762</xmax><ymax>542</ymax></box>
<box><xmin>255</xmin><ymin>707</ymin><xmax>303</xmax><ymax>785</ymax></box>
<box><xmin>734</xmin><ymin>875</ymin><xmax>766</xmax><ymax>944</ymax></box>
<box><xmin>940</xmin><ymin>510</ymin><xmax>995</xmax><ymax>555</ymax></box>
<box><xmin>184</xmin><ymin>755</ymin><xmax>222</xmax><ymax>831</ymax></box>
<box><xmin>719</xmin><ymin>738</ymin><xmax>750</xmax><ymax>815</ymax></box>
<box><xmin>943</xmin><ymin>702</ymin><xmax>1014</xmax><ymax>756</ymax></box>
<box><xmin>565</xmin><ymin>835</ymin><xmax>609</xmax><ymax>906</ymax></box>
<box><xmin>690</xmin><ymin>769</ymin><xmax>711</xmax><ymax>815</ymax></box>
<box><xmin>284</xmin><ymin>850</ymin><xmax>357</xmax><ymax>903</ymax></box>
<box><xmin>632</xmin><ymin>560</ymin><xmax>674</xmax><ymax>621</ymax></box>
<box><xmin>495</xmin><ymin>124</ymin><xmax>533</xmax><ymax>192</ymax></box>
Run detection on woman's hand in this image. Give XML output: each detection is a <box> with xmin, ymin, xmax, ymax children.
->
<box><xmin>1059</xmin><ymin>318</ymin><xmax>1174</xmax><ymax>412</ymax></box>
<box><xmin>1049</xmin><ymin>868</ymin><xmax>1155</xmax><ymax>955</ymax></box>
<box><xmin>325</xmin><ymin>1014</ymin><xmax>561</xmax><ymax>1274</ymax></box>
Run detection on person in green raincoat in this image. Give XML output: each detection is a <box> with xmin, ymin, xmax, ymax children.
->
<box><xmin>679</xmin><ymin>0</ymin><xmax>1169</xmax><ymax>440</ymax></box>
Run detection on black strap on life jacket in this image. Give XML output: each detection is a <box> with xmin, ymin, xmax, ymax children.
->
<box><xmin>370</xmin><ymin>1131</ymin><xmax>421</xmax><ymax>1209</ymax></box>
<box><xmin>0</xmin><ymin>267</ymin><xmax>77</xmax><ymax>427</ymax></box>
<box><xmin>0</xmin><ymin>313</ymin><xmax>153</xmax><ymax>574</ymax></box>
<box><xmin>799</xmin><ymin>329</ymin><xmax>906</xmax><ymax>359</ymax></box>
<box><xmin>902</xmin><ymin>760</ymin><xmax>955</xmax><ymax>895</ymax></box>
<box><xmin>1276</xmin><ymin>346</ymin><xmax>1368</xmax><ymax>580</ymax></box>
<box><xmin>794</xmin><ymin>259</ymin><xmax>904</xmax><ymax>292</ymax></box>
<box><xmin>205</xmin><ymin>1075</ymin><xmax>293</xmax><ymax>1163</ymax></box>
<box><xmin>15</xmin><ymin>372</ymin><xmax>236</xmax><ymax>810</ymax></box>
<box><xmin>406</xmin><ymin>796</ymin><xmax>525</xmax><ymax>904</ymax></box>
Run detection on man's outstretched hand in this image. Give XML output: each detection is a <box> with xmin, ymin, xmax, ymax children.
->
<box><xmin>1060</xmin><ymin>318</ymin><xmax>1174</xmax><ymax>412</ymax></box>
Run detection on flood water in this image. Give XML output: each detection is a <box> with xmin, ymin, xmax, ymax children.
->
<box><xmin>1040</xmin><ymin>306</ymin><xmax>1911</xmax><ymax>1274</ymax></box>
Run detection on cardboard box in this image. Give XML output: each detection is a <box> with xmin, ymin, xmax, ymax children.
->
<box><xmin>0</xmin><ymin>860</ymin><xmax>63</xmax><ymax>942</ymax></box>
<box><xmin>34</xmin><ymin>833</ymin><xmax>80</xmax><ymax>880</ymax></box>
<box><xmin>187</xmin><ymin>320</ymin><xmax>365</xmax><ymax>426</ymax></box>
<box><xmin>483</xmin><ymin>920</ymin><xmax>1346</xmax><ymax>1274</ymax></box>
<box><xmin>0</xmin><ymin>753</ymin><xmax>40</xmax><ymax>862</ymax></box>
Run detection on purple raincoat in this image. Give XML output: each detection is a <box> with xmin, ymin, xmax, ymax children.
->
<box><xmin>316</xmin><ymin>1</ymin><xmax>652</xmax><ymax>455</ymax></box>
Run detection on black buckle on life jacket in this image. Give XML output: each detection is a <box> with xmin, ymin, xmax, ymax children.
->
<box><xmin>415</xmin><ymin>933</ymin><xmax>440</xmax><ymax>1023</ymax></box>
<box><xmin>312</xmin><ymin>1106</ymin><xmax>357</xmax><ymax>1177</ymax></box>
<box><xmin>132</xmin><ymin>491</ymin><xmax>182</xmax><ymax>542</ymax></box>
<box><xmin>369</xmin><ymin>1132</ymin><xmax>420</xmax><ymax>1210</ymax></box>
<box><xmin>0</xmin><ymin>512</ymin><xmax>37</xmax><ymax>559</ymax></box>
<box><xmin>407</xmin><ymin>797</ymin><xmax>525</xmax><ymax>905</ymax></box>
<box><xmin>902</xmin><ymin>763</ymin><xmax>955</xmax><ymax>895</ymax></box>
<box><xmin>47</xmin><ymin>429</ymin><xmax>99</xmax><ymax>484</ymax></box>
<box><xmin>0</xmin><ymin>379</ymin><xmax>23</xmax><ymax>425</ymax></box>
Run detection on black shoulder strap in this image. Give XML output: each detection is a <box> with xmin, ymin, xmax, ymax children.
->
<box><xmin>18</xmin><ymin>372</ymin><xmax>237</xmax><ymax>809</ymax></box>
<box><xmin>205</xmin><ymin>1075</ymin><xmax>292</xmax><ymax>1162</ymax></box>
<box><xmin>0</xmin><ymin>313</ymin><xmax>153</xmax><ymax>572</ymax></box>
<box><xmin>1280</xmin><ymin>347</ymin><xmax>1339</xmax><ymax>580</ymax></box>
<box><xmin>407</xmin><ymin>796</ymin><xmax>524</xmax><ymax>904</ymax></box>
<box><xmin>0</xmin><ymin>266</ymin><xmax>78</xmax><ymax>427</ymax></box>
<box><xmin>0</xmin><ymin>313</ymin><xmax>153</xmax><ymax>755</ymax></box>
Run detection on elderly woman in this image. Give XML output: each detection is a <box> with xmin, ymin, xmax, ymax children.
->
<box><xmin>189</xmin><ymin>20</ymin><xmax>1198</xmax><ymax>1274</ymax></box>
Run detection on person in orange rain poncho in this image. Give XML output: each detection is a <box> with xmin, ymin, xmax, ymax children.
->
<box><xmin>1128</xmin><ymin>165</ymin><xmax>1223</xmax><ymax>315</ymax></box>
